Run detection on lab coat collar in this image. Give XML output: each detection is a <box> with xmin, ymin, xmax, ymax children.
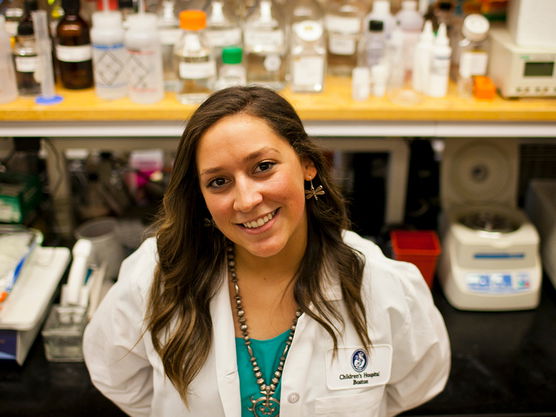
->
<box><xmin>210</xmin><ymin>268</ymin><xmax>241</xmax><ymax>417</ymax></box>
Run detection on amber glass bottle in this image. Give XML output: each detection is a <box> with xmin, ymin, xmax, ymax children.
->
<box><xmin>55</xmin><ymin>0</ymin><xmax>93</xmax><ymax>89</ymax></box>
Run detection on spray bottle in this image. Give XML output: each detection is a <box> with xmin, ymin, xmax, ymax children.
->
<box><xmin>427</xmin><ymin>22</ymin><xmax>451</xmax><ymax>97</ymax></box>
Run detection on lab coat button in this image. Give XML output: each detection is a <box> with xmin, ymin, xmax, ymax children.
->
<box><xmin>288</xmin><ymin>393</ymin><xmax>300</xmax><ymax>403</ymax></box>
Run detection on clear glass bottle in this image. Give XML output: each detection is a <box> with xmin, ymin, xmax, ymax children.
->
<box><xmin>156</xmin><ymin>0</ymin><xmax>180</xmax><ymax>91</ymax></box>
<box><xmin>0</xmin><ymin>15</ymin><xmax>18</xmax><ymax>102</ymax></box>
<box><xmin>174</xmin><ymin>9</ymin><xmax>216</xmax><ymax>104</ymax></box>
<box><xmin>244</xmin><ymin>0</ymin><xmax>287</xmax><ymax>90</ymax></box>
<box><xmin>91</xmin><ymin>10</ymin><xmax>127</xmax><ymax>100</ymax></box>
<box><xmin>290</xmin><ymin>0</ymin><xmax>326</xmax><ymax>93</ymax></box>
<box><xmin>325</xmin><ymin>0</ymin><xmax>367</xmax><ymax>77</ymax></box>
<box><xmin>456</xmin><ymin>13</ymin><xmax>489</xmax><ymax>97</ymax></box>
<box><xmin>12</xmin><ymin>0</ymin><xmax>40</xmax><ymax>96</ymax></box>
<box><xmin>0</xmin><ymin>0</ymin><xmax>24</xmax><ymax>38</ymax></box>
<box><xmin>205</xmin><ymin>0</ymin><xmax>242</xmax><ymax>67</ymax></box>
<box><xmin>216</xmin><ymin>46</ymin><xmax>246</xmax><ymax>90</ymax></box>
<box><xmin>56</xmin><ymin>0</ymin><xmax>94</xmax><ymax>89</ymax></box>
<box><xmin>125</xmin><ymin>13</ymin><xmax>164</xmax><ymax>103</ymax></box>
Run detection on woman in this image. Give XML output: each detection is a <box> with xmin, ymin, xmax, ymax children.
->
<box><xmin>83</xmin><ymin>86</ymin><xmax>450</xmax><ymax>417</ymax></box>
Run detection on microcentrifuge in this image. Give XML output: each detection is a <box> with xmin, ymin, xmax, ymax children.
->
<box><xmin>438</xmin><ymin>138</ymin><xmax>541</xmax><ymax>311</ymax></box>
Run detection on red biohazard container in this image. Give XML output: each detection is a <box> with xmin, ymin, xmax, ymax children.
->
<box><xmin>390</xmin><ymin>230</ymin><xmax>442</xmax><ymax>288</ymax></box>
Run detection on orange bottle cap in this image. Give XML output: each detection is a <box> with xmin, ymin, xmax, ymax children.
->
<box><xmin>179</xmin><ymin>10</ymin><xmax>206</xmax><ymax>30</ymax></box>
<box><xmin>473</xmin><ymin>75</ymin><xmax>496</xmax><ymax>100</ymax></box>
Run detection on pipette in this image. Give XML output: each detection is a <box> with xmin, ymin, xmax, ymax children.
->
<box><xmin>31</xmin><ymin>10</ymin><xmax>63</xmax><ymax>105</ymax></box>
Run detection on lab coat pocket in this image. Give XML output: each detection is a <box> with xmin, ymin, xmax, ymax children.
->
<box><xmin>314</xmin><ymin>388</ymin><xmax>384</xmax><ymax>416</ymax></box>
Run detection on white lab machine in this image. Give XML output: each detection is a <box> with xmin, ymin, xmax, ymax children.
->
<box><xmin>488</xmin><ymin>27</ymin><xmax>556</xmax><ymax>98</ymax></box>
<box><xmin>506</xmin><ymin>0</ymin><xmax>556</xmax><ymax>48</ymax></box>
<box><xmin>525</xmin><ymin>179</ymin><xmax>556</xmax><ymax>289</ymax></box>
<box><xmin>438</xmin><ymin>138</ymin><xmax>542</xmax><ymax>311</ymax></box>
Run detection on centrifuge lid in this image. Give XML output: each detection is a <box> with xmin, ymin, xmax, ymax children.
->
<box><xmin>440</xmin><ymin>138</ymin><xmax>519</xmax><ymax>210</ymax></box>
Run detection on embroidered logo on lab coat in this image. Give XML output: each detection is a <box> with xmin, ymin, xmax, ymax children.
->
<box><xmin>351</xmin><ymin>349</ymin><xmax>368</xmax><ymax>372</ymax></box>
<box><xmin>326</xmin><ymin>345</ymin><xmax>392</xmax><ymax>390</ymax></box>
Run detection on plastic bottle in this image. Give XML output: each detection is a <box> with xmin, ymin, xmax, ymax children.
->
<box><xmin>411</xmin><ymin>19</ymin><xmax>433</xmax><ymax>93</ymax></box>
<box><xmin>12</xmin><ymin>0</ymin><xmax>40</xmax><ymax>96</ymax></box>
<box><xmin>56</xmin><ymin>0</ymin><xmax>94</xmax><ymax>89</ymax></box>
<box><xmin>174</xmin><ymin>10</ymin><xmax>215</xmax><ymax>104</ymax></box>
<box><xmin>386</xmin><ymin>23</ymin><xmax>405</xmax><ymax>89</ymax></box>
<box><xmin>352</xmin><ymin>66</ymin><xmax>370</xmax><ymax>101</ymax></box>
<box><xmin>456</xmin><ymin>13</ymin><xmax>489</xmax><ymax>97</ymax></box>
<box><xmin>324</xmin><ymin>0</ymin><xmax>367</xmax><ymax>77</ymax></box>
<box><xmin>91</xmin><ymin>11</ymin><xmax>127</xmax><ymax>100</ymax></box>
<box><xmin>0</xmin><ymin>15</ymin><xmax>18</xmax><ymax>103</ymax></box>
<box><xmin>395</xmin><ymin>0</ymin><xmax>423</xmax><ymax>75</ymax></box>
<box><xmin>204</xmin><ymin>0</ymin><xmax>241</xmax><ymax>67</ymax></box>
<box><xmin>365</xmin><ymin>0</ymin><xmax>395</xmax><ymax>39</ymax></box>
<box><xmin>156</xmin><ymin>0</ymin><xmax>180</xmax><ymax>91</ymax></box>
<box><xmin>125</xmin><ymin>13</ymin><xmax>164</xmax><ymax>104</ymax></box>
<box><xmin>216</xmin><ymin>46</ymin><xmax>246</xmax><ymax>89</ymax></box>
<box><xmin>427</xmin><ymin>22</ymin><xmax>451</xmax><ymax>97</ymax></box>
<box><xmin>359</xmin><ymin>19</ymin><xmax>386</xmax><ymax>70</ymax></box>
<box><xmin>244</xmin><ymin>0</ymin><xmax>287</xmax><ymax>90</ymax></box>
<box><xmin>290</xmin><ymin>0</ymin><xmax>326</xmax><ymax>93</ymax></box>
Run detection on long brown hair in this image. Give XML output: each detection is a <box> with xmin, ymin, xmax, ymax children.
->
<box><xmin>147</xmin><ymin>86</ymin><xmax>370</xmax><ymax>403</ymax></box>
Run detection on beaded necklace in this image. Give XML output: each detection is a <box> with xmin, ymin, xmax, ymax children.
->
<box><xmin>226</xmin><ymin>246</ymin><xmax>301</xmax><ymax>417</ymax></box>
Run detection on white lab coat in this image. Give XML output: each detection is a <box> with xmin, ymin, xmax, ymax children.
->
<box><xmin>83</xmin><ymin>230</ymin><xmax>450</xmax><ymax>417</ymax></box>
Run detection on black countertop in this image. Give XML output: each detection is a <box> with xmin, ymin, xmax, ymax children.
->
<box><xmin>1</xmin><ymin>279</ymin><xmax>555</xmax><ymax>417</ymax></box>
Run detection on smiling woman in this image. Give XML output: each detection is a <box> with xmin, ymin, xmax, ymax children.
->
<box><xmin>82</xmin><ymin>86</ymin><xmax>451</xmax><ymax>417</ymax></box>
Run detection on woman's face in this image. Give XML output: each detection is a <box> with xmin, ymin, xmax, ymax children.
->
<box><xmin>196</xmin><ymin>113</ymin><xmax>316</xmax><ymax>260</ymax></box>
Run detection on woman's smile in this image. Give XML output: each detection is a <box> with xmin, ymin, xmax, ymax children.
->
<box><xmin>238</xmin><ymin>208</ymin><xmax>280</xmax><ymax>230</ymax></box>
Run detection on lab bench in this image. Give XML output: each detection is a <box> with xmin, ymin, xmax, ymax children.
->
<box><xmin>0</xmin><ymin>278</ymin><xmax>554</xmax><ymax>416</ymax></box>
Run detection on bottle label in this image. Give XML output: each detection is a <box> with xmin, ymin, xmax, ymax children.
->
<box><xmin>159</xmin><ymin>28</ymin><xmax>181</xmax><ymax>46</ymax></box>
<box><xmin>292</xmin><ymin>55</ymin><xmax>324</xmax><ymax>87</ymax></box>
<box><xmin>244</xmin><ymin>29</ymin><xmax>283</xmax><ymax>51</ymax></box>
<box><xmin>128</xmin><ymin>49</ymin><xmax>161</xmax><ymax>93</ymax></box>
<box><xmin>179</xmin><ymin>60</ymin><xmax>216</xmax><ymax>79</ymax></box>
<box><xmin>430</xmin><ymin>55</ymin><xmax>450</xmax><ymax>76</ymax></box>
<box><xmin>56</xmin><ymin>44</ymin><xmax>92</xmax><ymax>62</ymax></box>
<box><xmin>205</xmin><ymin>28</ymin><xmax>242</xmax><ymax>48</ymax></box>
<box><xmin>328</xmin><ymin>34</ymin><xmax>356</xmax><ymax>55</ymax></box>
<box><xmin>325</xmin><ymin>15</ymin><xmax>360</xmax><ymax>34</ymax></box>
<box><xmin>5</xmin><ymin>21</ymin><xmax>19</xmax><ymax>37</ymax></box>
<box><xmin>459</xmin><ymin>51</ymin><xmax>488</xmax><ymax>77</ymax></box>
<box><xmin>92</xmin><ymin>44</ymin><xmax>127</xmax><ymax>88</ymax></box>
<box><xmin>14</xmin><ymin>55</ymin><xmax>38</xmax><ymax>73</ymax></box>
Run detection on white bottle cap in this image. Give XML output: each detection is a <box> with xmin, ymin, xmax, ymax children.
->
<box><xmin>127</xmin><ymin>13</ymin><xmax>158</xmax><ymax>30</ymax></box>
<box><xmin>372</xmin><ymin>0</ymin><xmax>391</xmax><ymax>15</ymax></box>
<box><xmin>92</xmin><ymin>10</ymin><xmax>123</xmax><ymax>28</ymax></box>
<box><xmin>462</xmin><ymin>14</ymin><xmax>490</xmax><ymax>42</ymax></box>
<box><xmin>435</xmin><ymin>22</ymin><xmax>449</xmax><ymax>46</ymax></box>
<box><xmin>401</xmin><ymin>1</ymin><xmax>417</xmax><ymax>11</ymax></box>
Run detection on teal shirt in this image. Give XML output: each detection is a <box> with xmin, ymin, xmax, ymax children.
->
<box><xmin>235</xmin><ymin>329</ymin><xmax>290</xmax><ymax>417</ymax></box>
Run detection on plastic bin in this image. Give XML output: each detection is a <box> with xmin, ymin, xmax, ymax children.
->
<box><xmin>390</xmin><ymin>230</ymin><xmax>441</xmax><ymax>288</ymax></box>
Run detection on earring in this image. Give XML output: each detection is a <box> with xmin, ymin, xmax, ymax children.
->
<box><xmin>305</xmin><ymin>179</ymin><xmax>325</xmax><ymax>200</ymax></box>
